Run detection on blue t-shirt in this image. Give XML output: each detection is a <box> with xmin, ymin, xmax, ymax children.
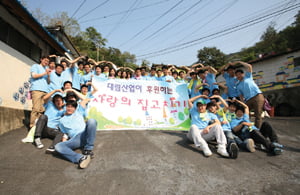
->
<box><xmin>223</xmin><ymin>72</ymin><xmax>238</xmax><ymax>98</ymax></box>
<box><xmin>48</xmin><ymin>71</ymin><xmax>64</xmax><ymax>92</ymax></box>
<box><xmin>59</xmin><ymin>111</ymin><xmax>86</xmax><ymax>138</ymax></box>
<box><xmin>30</xmin><ymin>64</ymin><xmax>49</xmax><ymax>92</ymax></box>
<box><xmin>189</xmin><ymin>80</ymin><xmax>200</xmax><ymax>98</ymax></box>
<box><xmin>156</xmin><ymin>77</ymin><xmax>164</xmax><ymax>81</ymax></box>
<box><xmin>205</xmin><ymin>73</ymin><xmax>219</xmax><ymax>95</ymax></box>
<box><xmin>230</xmin><ymin>113</ymin><xmax>258</xmax><ymax>130</ymax></box>
<box><xmin>146</xmin><ymin>75</ymin><xmax>157</xmax><ymax>81</ymax></box>
<box><xmin>62</xmin><ymin>67</ymin><xmax>81</xmax><ymax>90</ymax></box>
<box><xmin>236</xmin><ymin>72</ymin><xmax>262</xmax><ymax>101</ymax></box>
<box><xmin>161</xmin><ymin>75</ymin><xmax>175</xmax><ymax>82</ymax></box>
<box><xmin>44</xmin><ymin>101</ymin><xmax>65</xmax><ymax>129</ymax></box>
<box><xmin>80</xmin><ymin>72</ymin><xmax>93</xmax><ymax>85</ymax></box>
<box><xmin>190</xmin><ymin>107</ymin><xmax>218</xmax><ymax>129</ymax></box>
<box><xmin>215</xmin><ymin>108</ymin><xmax>231</xmax><ymax>131</ymax></box>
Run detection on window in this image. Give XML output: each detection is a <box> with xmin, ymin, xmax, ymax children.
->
<box><xmin>0</xmin><ymin>17</ymin><xmax>41</xmax><ymax>62</ymax></box>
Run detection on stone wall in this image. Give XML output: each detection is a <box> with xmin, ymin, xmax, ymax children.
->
<box><xmin>0</xmin><ymin>106</ymin><xmax>30</xmax><ymax>135</ymax></box>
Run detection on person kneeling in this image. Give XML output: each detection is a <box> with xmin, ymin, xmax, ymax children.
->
<box><xmin>55</xmin><ymin>101</ymin><xmax>97</xmax><ymax>169</ymax></box>
<box><xmin>187</xmin><ymin>95</ymin><xmax>229</xmax><ymax>157</ymax></box>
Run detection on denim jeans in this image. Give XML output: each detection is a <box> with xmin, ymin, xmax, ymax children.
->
<box><xmin>235</xmin><ymin>124</ymin><xmax>273</xmax><ymax>152</ymax></box>
<box><xmin>55</xmin><ymin>119</ymin><xmax>97</xmax><ymax>163</ymax></box>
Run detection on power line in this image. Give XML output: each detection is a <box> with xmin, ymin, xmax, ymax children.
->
<box><xmin>76</xmin><ymin>0</ymin><xmax>110</xmax><ymax>21</ymax></box>
<box><xmin>136</xmin><ymin>3</ymin><xmax>300</xmax><ymax>59</ymax></box>
<box><xmin>138</xmin><ymin>1</ymin><xmax>298</xmax><ymax>56</ymax></box>
<box><xmin>80</xmin><ymin>0</ymin><xmax>172</xmax><ymax>23</ymax></box>
<box><xmin>105</xmin><ymin>0</ymin><xmax>142</xmax><ymax>38</ymax></box>
<box><xmin>176</xmin><ymin>0</ymin><xmax>238</xmax><ymax>44</ymax></box>
<box><xmin>127</xmin><ymin>0</ymin><xmax>213</xmax><ymax>51</ymax></box>
<box><xmin>65</xmin><ymin>0</ymin><xmax>87</xmax><ymax>26</ymax></box>
<box><xmin>140</xmin><ymin>0</ymin><xmax>204</xmax><ymax>42</ymax></box>
<box><xmin>118</xmin><ymin>0</ymin><xmax>184</xmax><ymax>48</ymax></box>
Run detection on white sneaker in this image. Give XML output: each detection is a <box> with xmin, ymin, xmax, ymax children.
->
<box><xmin>217</xmin><ymin>145</ymin><xmax>229</xmax><ymax>157</ymax></box>
<box><xmin>34</xmin><ymin>138</ymin><xmax>44</xmax><ymax>149</ymax></box>
<box><xmin>202</xmin><ymin>145</ymin><xmax>212</xmax><ymax>157</ymax></box>
<box><xmin>245</xmin><ymin>138</ymin><xmax>255</xmax><ymax>152</ymax></box>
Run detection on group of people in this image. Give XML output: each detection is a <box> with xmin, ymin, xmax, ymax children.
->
<box><xmin>29</xmin><ymin>54</ymin><xmax>283</xmax><ymax>169</ymax></box>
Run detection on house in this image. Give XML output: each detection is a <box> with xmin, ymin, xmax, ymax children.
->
<box><xmin>0</xmin><ymin>0</ymin><xmax>79</xmax><ymax>133</ymax></box>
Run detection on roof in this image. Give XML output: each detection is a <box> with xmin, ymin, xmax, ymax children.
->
<box><xmin>249</xmin><ymin>48</ymin><xmax>300</xmax><ymax>64</ymax></box>
<box><xmin>0</xmin><ymin>0</ymin><xmax>71</xmax><ymax>55</ymax></box>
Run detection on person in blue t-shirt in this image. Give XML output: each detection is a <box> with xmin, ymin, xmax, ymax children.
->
<box><xmin>63</xmin><ymin>89</ymin><xmax>97</xmax><ymax>157</ymax></box>
<box><xmin>60</xmin><ymin>56</ymin><xmax>84</xmax><ymax>91</ymax></box>
<box><xmin>146</xmin><ymin>67</ymin><xmax>158</xmax><ymax>81</ymax></box>
<box><xmin>48</xmin><ymin>64</ymin><xmax>65</xmax><ymax>92</ymax></box>
<box><xmin>206</xmin><ymin>95</ymin><xmax>239</xmax><ymax>159</ymax></box>
<box><xmin>55</xmin><ymin>100</ymin><xmax>94</xmax><ymax>169</ymax></box>
<box><xmin>29</xmin><ymin>56</ymin><xmax>51</xmax><ymax>128</ymax></box>
<box><xmin>187</xmin><ymin>95</ymin><xmax>229</xmax><ymax>157</ymax></box>
<box><xmin>234</xmin><ymin>61</ymin><xmax>264</xmax><ymax>128</ymax></box>
<box><xmin>80</xmin><ymin>82</ymin><xmax>98</xmax><ymax>99</ymax></box>
<box><xmin>33</xmin><ymin>89</ymin><xmax>65</xmax><ymax>152</ymax></box>
<box><xmin>230</xmin><ymin>99</ymin><xmax>283</xmax><ymax>155</ymax></box>
<box><xmin>161</xmin><ymin>65</ymin><xmax>175</xmax><ymax>83</ymax></box>
<box><xmin>219</xmin><ymin>63</ymin><xmax>239</xmax><ymax>99</ymax></box>
<box><xmin>80</xmin><ymin>64</ymin><xmax>93</xmax><ymax>86</ymax></box>
<box><xmin>197</xmin><ymin>66</ymin><xmax>219</xmax><ymax>96</ymax></box>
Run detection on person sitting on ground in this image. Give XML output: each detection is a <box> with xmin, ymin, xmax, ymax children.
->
<box><xmin>54</xmin><ymin>100</ymin><xmax>96</xmax><ymax>169</ymax></box>
<box><xmin>230</xmin><ymin>99</ymin><xmax>283</xmax><ymax>155</ymax></box>
<box><xmin>206</xmin><ymin>96</ymin><xmax>239</xmax><ymax>159</ymax></box>
<box><xmin>186</xmin><ymin>96</ymin><xmax>229</xmax><ymax>157</ymax></box>
<box><xmin>33</xmin><ymin>89</ymin><xmax>65</xmax><ymax>152</ymax></box>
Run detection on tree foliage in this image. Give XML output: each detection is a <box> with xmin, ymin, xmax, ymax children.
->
<box><xmin>197</xmin><ymin>47</ymin><xmax>226</xmax><ymax>69</ymax></box>
<box><xmin>227</xmin><ymin>11</ymin><xmax>300</xmax><ymax>62</ymax></box>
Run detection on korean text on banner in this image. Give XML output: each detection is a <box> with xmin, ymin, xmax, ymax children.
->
<box><xmin>87</xmin><ymin>78</ymin><xmax>191</xmax><ymax>130</ymax></box>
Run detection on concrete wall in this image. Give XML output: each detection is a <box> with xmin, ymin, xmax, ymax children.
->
<box><xmin>0</xmin><ymin>41</ymin><xmax>34</xmax><ymax>110</ymax></box>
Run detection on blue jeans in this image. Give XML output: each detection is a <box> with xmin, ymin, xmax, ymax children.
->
<box><xmin>55</xmin><ymin>119</ymin><xmax>97</xmax><ymax>163</ymax></box>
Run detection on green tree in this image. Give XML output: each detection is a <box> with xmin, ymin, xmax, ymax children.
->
<box><xmin>197</xmin><ymin>47</ymin><xmax>226</xmax><ymax>69</ymax></box>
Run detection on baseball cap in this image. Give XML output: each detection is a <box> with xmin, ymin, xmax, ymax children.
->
<box><xmin>196</xmin><ymin>99</ymin><xmax>207</xmax><ymax>106</ymax></box>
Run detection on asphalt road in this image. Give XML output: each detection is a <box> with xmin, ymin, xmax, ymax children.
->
<box><xmin>0</xmin><ymin>118</ymin><xmax>299</xmax><ymax>195</ymax></box>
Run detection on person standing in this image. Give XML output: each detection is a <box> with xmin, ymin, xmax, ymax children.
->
<box><xmin>29</xmin><ymin>56</ymin><xmax>51</xmax><ymax>128</ymax></box>
<box><xmin>234</xmin><ymin>61</ymin><xmax>264</xmax><ymax>128</ymax></box>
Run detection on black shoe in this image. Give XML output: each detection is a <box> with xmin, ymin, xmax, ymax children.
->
<box><xmin>78</xmin><ymin>155</ymin><xmax>91</xmax><ymax>169</ymax></box>
<box><xmin>228</xmin><ymin>142</ymin><xmax>239</xmax><ymax>159</ymax></box>
<box><xmin>83</xmin><ymin>150</ymin><xmax>94</xmax><ymax>158</ymax></box>
<box><xmin>45</xmin><ymin>146</ymin><xmax>55</xmax><ymax>154</ymax></box>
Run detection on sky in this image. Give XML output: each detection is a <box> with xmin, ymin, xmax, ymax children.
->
<box><xmin>22</xmin><ymin>0</ymin><xmax>300</xmax><ymax>66</ymax></box>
